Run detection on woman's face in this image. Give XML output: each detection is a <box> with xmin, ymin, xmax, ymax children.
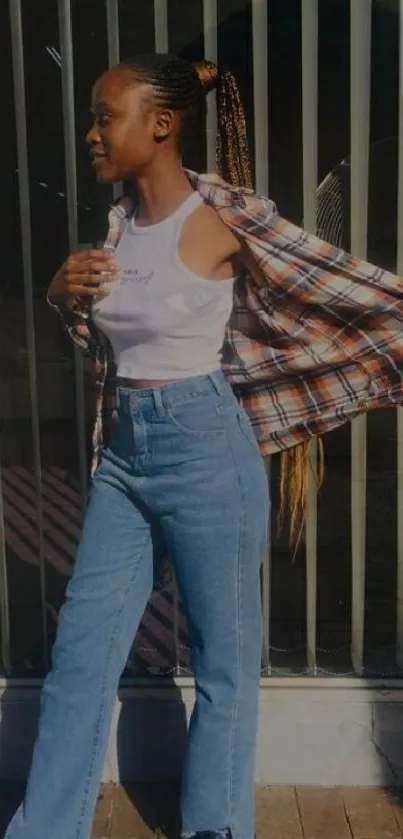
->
<box><xmin>86</xmin><ymin>67</ymin><xmax>173</xmax><ymax>183</ymax></box>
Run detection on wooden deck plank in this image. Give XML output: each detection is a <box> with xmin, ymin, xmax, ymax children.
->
<box><xmin>256</xmin><ymin>787</ymin><xmax>303</xmax><ymax>839</ymax></box>
<box><xmin>391</xmin><ymin>790</ymin><xmax>403</xmax><ymax>835</ymax></box>
<box><xmin>297</xmin><ymin>787</ymin><xmax>352</xmax><ymax>839</ymax></box>
<box><xmin>109</xmin><ymin>785</ymin><xmax>155</xmax><ymax>839</ymax></box>
<box><xmin>343</xmin><ymin>788</ymin><xmax>400</xmax><ymax>839</ymax></box>
<box><xmin>93</xmin><ymin>785</ymin><xmax>115</xmax><ymax>839</ymax></box>
<box><xmin>109</xmin><ymin>784</ymin><xmax>180</xmax><ymax>839</ymax></box>
<box><xmin>93</xmin><ymin>785</ymin><xmax>403</xmax><ymax>839</ymax></box>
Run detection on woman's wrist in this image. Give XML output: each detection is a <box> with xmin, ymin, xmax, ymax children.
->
<box><xmin>47</xmin><ymin>269</ymin><xmax>67</xmax><ymax>306</ymax></box>
<box><xmin>47</xmin><ymin>284</ymin><xmax>77</xmax><ymax>314</ymax></box>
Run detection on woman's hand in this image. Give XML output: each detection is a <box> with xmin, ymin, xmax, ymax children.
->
<box><xmin>47</xmin><ymin>249</ymin><xmax>118</xmax><ymax>306</ymax></box>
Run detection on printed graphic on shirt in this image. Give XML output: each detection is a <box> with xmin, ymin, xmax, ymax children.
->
<box><xmin>121</xmin><ymin>267</ymin><xmax>154</xmax><ymax>285</ymax></box>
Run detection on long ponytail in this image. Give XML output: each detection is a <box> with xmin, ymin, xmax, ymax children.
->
<box><xmin>193</xmin><ymin>60</ymin><xmax>253</xmax><ymax>189</ymax></box>
<box><xmin>193</xmin><ymin>59</ymin><xmax>324</xmax><ymax>548</ymax></box>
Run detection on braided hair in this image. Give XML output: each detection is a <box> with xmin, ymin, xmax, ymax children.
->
<box><xmin>119</xmin><ymin>53</ymin><xmax>252</xmax><ymax>188</ymax></box>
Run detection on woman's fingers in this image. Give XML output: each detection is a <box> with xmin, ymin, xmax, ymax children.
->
<box><xmin>64</xmin><ymin>252</ymin><xmax>119</xmax><ymax>296</ymax></box>
<box><xmin>68</xmin><ymin>283</ymin><xmax>111</xmax><ymax>297</ymax></box>
<box><xmin>66</xmin><ymin>261</ymin><xmax>118</xmax><ymax>280</ymax></box>
<box><xmin>48</xmin><ymin>249</ymin><xmax>118</xmax><ymax>307</ymax></box>
<box><xmin>68</xmin><ymin>257</ymin><xmax>118</xmax><ymax>273</ymax></box>
<box><xmin>70</xmin><ymin>249</ymin><xmax>114</xmax><ymax>262</ymax></box>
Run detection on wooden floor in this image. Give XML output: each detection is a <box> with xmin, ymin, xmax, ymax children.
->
<box><xmin>3</xmin><ymin>784</ymin><xmax>403</xmax><ymax>838</ymax></box>
<box><xmin>90</xmin><ymin>785</ymin><xmax>403</xmax><ymax>839</ymax></box>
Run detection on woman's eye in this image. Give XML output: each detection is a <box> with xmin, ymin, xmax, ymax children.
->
<box><xmin>98</xmin><ymin>114</ymin><xmax>111</xmax><ymax>127</ymax></box>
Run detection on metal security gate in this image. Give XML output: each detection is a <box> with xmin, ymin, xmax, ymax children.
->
<box><xmin>2</xmin><ymin>0</ymin><xmax>403</xmax><ymax>680</ymax></box>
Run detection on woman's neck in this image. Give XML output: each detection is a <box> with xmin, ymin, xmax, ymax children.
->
<box><xmin>133</xmin><ymin>160</ymin><xmax>194</xmax><ymax>225</ymax></box>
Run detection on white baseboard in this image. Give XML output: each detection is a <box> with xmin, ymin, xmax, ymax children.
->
<box><xmin>1</xmin><ymin>678</ymin><xmax>403</xmax><ymax>786</ymax></box>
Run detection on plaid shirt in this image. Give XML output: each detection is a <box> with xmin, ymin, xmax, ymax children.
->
<box><xmin>55</xmin><ymin>171</ymin><xmax>403</xmax><ymax>476</ymax></box>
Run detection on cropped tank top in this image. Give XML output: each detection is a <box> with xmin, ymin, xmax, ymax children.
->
<box><xmin>91</xmin><ymin>192</ymin><xmax>235</xmax><ymax>380</ymax></box>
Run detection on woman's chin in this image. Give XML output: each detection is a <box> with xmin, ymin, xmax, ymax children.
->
<box><xmin>92</xmin><ymin>160</ymin><xmax>117</xmax><ymax>184</ymax></box>
<box><xmin>95</xmin><ymin>170</ymin><xmax>116</xmax><ymax>184</ymax></box>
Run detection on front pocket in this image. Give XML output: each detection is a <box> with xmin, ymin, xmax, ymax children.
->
<box><xmin>107</xmin><ymin>410</ymin><xmax>135</xmax><ymax>459</ymax></box>
<box><xmin>167</xmin><ymin>398</ymin><xmax>225</xmax><ymax>438</ymax></box>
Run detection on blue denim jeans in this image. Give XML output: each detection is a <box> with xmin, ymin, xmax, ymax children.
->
<box><xmin>6</xmin><ymin>371</ymin><xmax>269</xmax><ymax>839</ymax></box>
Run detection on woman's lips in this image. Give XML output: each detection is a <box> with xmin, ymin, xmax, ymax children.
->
<box><xmin>91</xmin><ymin>153</ymin><xmax>108</xmax><ymax>166</ymax></box>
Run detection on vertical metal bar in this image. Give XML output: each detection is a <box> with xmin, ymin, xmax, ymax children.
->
<box><xmin>350</xmin><ymin>0</ymin><xmax>371</xmax><ymax>676</ymax></box>
<box><xmin>154</xmin><ymin>0</ymin><xmax>169</xmax><ymax>54</ymax></box>
<box><xmin>305</xmin><ymin>440</ymin><xmax>318</xmax><ymax>674</ymax></box>
<box><xmin>9</xmin><ymin>0</ymin><xmax>48</xmax><ymax>668</ymax></box>
<box><xmin>203</xmin><ymin>0</ymin><xmax>218</xmax><ymax>172</ymax></box>
<box><xmin>252</xmin><ymin>1</ymin><xmax>271</xmax><ymax>672</ymax></box>
<box><xmin>396</xmin><ymin>0</ymin><xmax>403</xmax><ymax>671</ymax></box>
<box><xmin>398</xmin><ymin>405</ymin><xmax>403</xmax><ymax>670</ymax></box>
<box><xmin>261</xmin><ymin>464</ymin><xmax>271</xmax><ymax>675</ymax></box>
<box><xmin>252</xmin><ymin>0</ymin><xmax>269</xmax><ymax>194</ymax></box>
<box><xmin>153</xmin><ymin>0</ymin><xmax>175</xmax><ymax>678</ymax></box>
<box><xmin>302</xmin><ymin>0</ymin><xmax>318</xmax><ymax>234</ymax></box>
<box><xmin>106</xmin><ymin>0</ymin><xmax>121</xmax><ymax>201</ymax></box>
<box><xmin>301</xmin><ymin>0</ymin><xmax>319</xmax><ymax>674</ymax></box>
<box><xmin>172</xmin><ymin>576</ymin><xmax>181</xmax><ymax>676</ymax></box>
<box><xmin>106</xmin><ymin>0</ymin><xmax>120</xmax><ymax>66</ymax></box>
<box><xmin>0</xmin><ymin>469</ymin><xmax>11</xmax><ymax>673</ymax></box>
<box><xmin>58</xmin><ymin>0</ymin><xmax>88</xmax><ymax>511</ymax></box>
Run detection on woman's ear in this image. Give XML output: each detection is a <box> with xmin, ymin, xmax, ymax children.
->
<box><xmin>154</xmin><ymin>109</ymin><xmax>175</xmax><ymax>142</ymax></box>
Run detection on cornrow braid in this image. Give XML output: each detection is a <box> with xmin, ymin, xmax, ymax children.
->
<box><xmin>120</xmin><ymin>54</ymin><xmax>206</xmax><ymax>154</ymax></box>
<box><xmin>121</xmin><ymin>53</ymin><xmax>204</xmax><ymax>110</ymax></box>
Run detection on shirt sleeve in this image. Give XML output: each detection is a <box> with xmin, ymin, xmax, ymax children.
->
<box><xmin>262</xmin><ymin>206</ymin><xmax>403</xmax><ymax>305</ymax></box>
<box><xmin>232</xmin><ymin>191</ymin><xmax>403</xmax><ymax>392</ymax></box>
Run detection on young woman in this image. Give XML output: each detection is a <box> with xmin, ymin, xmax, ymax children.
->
<box><xmin>7</xmin><ymin>56</ymin><xmax>269</xmax><ymax>839</ymax></box>
<box><xmin>7</xmin><ymin>53</ymin><xmax>403</xmax><ymax>839</ymax></box>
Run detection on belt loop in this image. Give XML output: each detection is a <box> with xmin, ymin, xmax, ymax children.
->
<box><xmin>153</xmin><ymin>388</ymin><xmax>165</xmax><ymax>418</ymax></box>
<box><xmin>209</xmin><ymin>371</ymin><xmax>223</xmax><ymax>396</ymax></box>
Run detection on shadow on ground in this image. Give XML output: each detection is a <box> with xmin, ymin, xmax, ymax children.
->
<box><xmin>116</xmin><ymin>678</ymin><xmax>186</xmax><ymax>839</ymax></box>
<box><xmin>0</xmin><ymin>675</ymin><xmax>187</xmax><ymax>839</ymax></box>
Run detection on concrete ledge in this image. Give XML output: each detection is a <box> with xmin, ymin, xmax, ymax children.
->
<box><xmin>1</xmin><ymin>678</ymin><xmax>403</xmax><ymax>786</ymax></box>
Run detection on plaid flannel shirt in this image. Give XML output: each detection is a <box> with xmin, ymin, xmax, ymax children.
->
<box><xmin>53</xmin><ymin>171</ymin><xmax>403</xmax><ymax>476</ymax></box>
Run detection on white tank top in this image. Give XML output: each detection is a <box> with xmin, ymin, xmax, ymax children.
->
<box><xmin>92</xmin><ymin>192</ymin><xmax>235</xmax><ymax>380</ymax></box>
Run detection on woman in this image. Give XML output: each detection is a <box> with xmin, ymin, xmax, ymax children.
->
<box><xmin>7</xmin><ymin>54</ymin><xmax>403</xmax><ymax>839</ymax></box>
<box><xmin>7</xmin><ymin>56</ymin><xmax>269</xmax><ymax>839</ymax></box>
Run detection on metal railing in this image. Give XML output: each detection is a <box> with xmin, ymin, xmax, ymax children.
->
<box><xmin>2</xmin><ymin>0</ymin><xmax>401</xmax><ymax>679</ymax></box>
<box><xmin>398</xmin><ymin>0</ymin><xmax>403</xmax><ymax>673</ymax></box>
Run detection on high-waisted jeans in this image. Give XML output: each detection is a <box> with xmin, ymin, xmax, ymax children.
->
<box><xmin>6</xmin><ymin>371</ymin><xmax>269</xmax><ymax>839</ymax></box>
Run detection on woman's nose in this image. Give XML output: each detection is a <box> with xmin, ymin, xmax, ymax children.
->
<box><xmin>86</xmin><ymin>123</ymin><xmax>101</xmax><ymax>146</ymax></box>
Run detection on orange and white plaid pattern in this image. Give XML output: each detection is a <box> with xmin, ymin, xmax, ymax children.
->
<box><xmin>54</xmin><ymin>171</ymin><xmax>403</xmax><ymax>475</ymax></box>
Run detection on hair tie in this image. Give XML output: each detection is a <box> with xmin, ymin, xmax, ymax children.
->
<box><xmin>193</xmin><ymin>60</ymin><xmax>219</xmax><ymax>94</ymax></box>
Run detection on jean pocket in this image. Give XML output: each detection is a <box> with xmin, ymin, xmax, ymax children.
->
<box><xmin>166</xmin><ymin>397</ymin><xmax>225</xmax><ymax>438</ymax></box>
<box><xmin>107</xmin><ymin>408</ymin><xmax>119</xmax><ymax>442</ymax></box>
<box><xmin>106</xmin><ymin>409</ymin><xmax>135</xmax><ymax>460</ymax></box>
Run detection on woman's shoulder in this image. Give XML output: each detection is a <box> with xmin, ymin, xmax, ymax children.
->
<box><xmin>183</xmin><ymin>199</ymin><xmax>241</xmax><ymax>260</ymax></box>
